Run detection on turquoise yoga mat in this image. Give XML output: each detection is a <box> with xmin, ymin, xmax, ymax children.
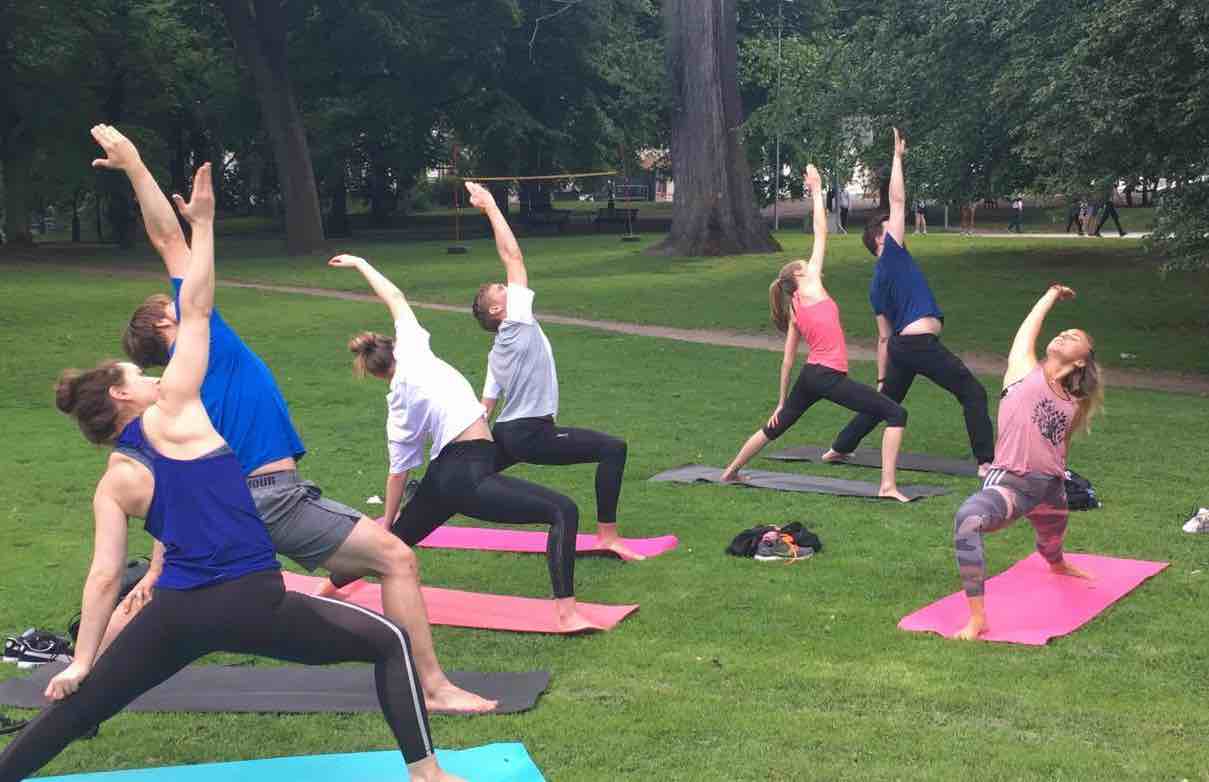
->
<box><xmin>36</xmin><ymin>743</ymin><xmax>545</xmax><ymax>782</ymax></box>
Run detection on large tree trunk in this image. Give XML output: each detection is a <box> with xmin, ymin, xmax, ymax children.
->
<box><xmin>652</xmin><ymin>0</ymin><xmax>779</xmax><ymax>256</ymax></box>
<box><xmin>219</xmin><ymin>0</ymin><xmax>324</xmax><ymax>255</ymax></box>
<box><xmin>2</xmin><ymin>129</ymin><xmax>35</xmax><ymax>246</ymax></box>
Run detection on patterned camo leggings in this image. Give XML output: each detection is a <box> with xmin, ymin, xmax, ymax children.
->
<box><xmin>953</xmin><ymin>468</ymin><xmax>1069</xmax><ymax>597</ymax></box>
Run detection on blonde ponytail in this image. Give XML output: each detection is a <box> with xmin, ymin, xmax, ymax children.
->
<box><xmin>768</xmin><ymin>261</ymin><xmax>802</xmax><ymax>333</ymax></box>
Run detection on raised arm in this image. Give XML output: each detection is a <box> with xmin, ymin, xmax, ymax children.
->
<box><xmin>91</xmin><ymin>124</ymin><xmax>190</xmax><ymax>278</ymax></box>
<box><xmin>885</xmin><ymin>128</ymin><xmax>907</xmax><ymax>246</ymax></box>
<box><xmin>804</xmin><ymin>164</ymin><xmax>827</xmax><ymax>277</ymax></box>
<box><xmin>466</xmin><ymin>181</ymin><xmax>526</xmax><ymax>287</ymax></box>
<box><xmin>1004</xmin><ymin>285</ymin><xmax>1075</xmax><ymax>387</ymax></box>
<box><xmin>328</xmin><ymin>254</ymin><xmax>416</xmax><ymax>324</ymax></box>
<box><xmin>157</xmin><ymin>164</ymin><xmax>215</xmax><ymax>411</ymax></box>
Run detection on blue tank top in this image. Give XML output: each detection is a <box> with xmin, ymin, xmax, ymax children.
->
<box><xmin>171</xmin><ymin>278</ymin><xmax>306</xmax><ymax>475</ymax></box>
<box><xmin>868</xmin><ymin>234</ymin><xmax>945</xmax><ymax>335</ymax></box>
<box><xmin>115</xmin><ymin>418</ymin><xmax>280</xmax><ymax>591</ymax></box>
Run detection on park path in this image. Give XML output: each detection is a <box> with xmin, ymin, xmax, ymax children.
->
<box><xmin>15</xmin><ymin>262</ymin><xmax>1208</xmax><ymax>395</ymax></box>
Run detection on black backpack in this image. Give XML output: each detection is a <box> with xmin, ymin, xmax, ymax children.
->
<box><xmin>727</xmin><ymin>522</ymin><xmax>823</xmax><ymax>557</ymax></box>
<box><xmin>1064</xmin><ymin>469</ymin><xmax>1100</xmax><ymax>511</ymax></box>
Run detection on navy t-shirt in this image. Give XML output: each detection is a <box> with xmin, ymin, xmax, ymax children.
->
<box><xmin>868</xmin><ymin>235</ymin><xmax>944</xmax><ymax>334</ymax></box>
<box><xmin>171</xmin><ymin>278</ymin><xmax>306</xmax><ymax>475</ymax></box>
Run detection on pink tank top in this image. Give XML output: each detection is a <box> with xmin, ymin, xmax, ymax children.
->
<box><xmin>793</xmin><ymin>293</ymin><xmax>849</xmax><ymax>373</ymax></box>
<box><xmin>992</xmin><ymin>365</ymin><xmax>1077</xmax><ymax>478</ymax></box>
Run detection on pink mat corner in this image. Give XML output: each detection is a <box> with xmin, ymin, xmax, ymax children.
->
<box><xmin>416</xmin><ymin>526</ymin><xmax>679</xmax><ymax>558</ymax></box>
<box><xmin>898</xmin><ymin>553</ymin><xmax>1168</xmax><ymax>645</ymax></box>
<box><xmin>282</xmin><ymin>571</ymin><xmax>638</xmax><ymax>634</ymax></box>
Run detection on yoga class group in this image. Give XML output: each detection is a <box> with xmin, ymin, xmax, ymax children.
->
<box><xmin>0</xmin><ymin>125</ymin><xmax>1107</xmax><ymax>782</ymax></box>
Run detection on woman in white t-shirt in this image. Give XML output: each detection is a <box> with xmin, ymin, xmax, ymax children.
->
<box><xmin>320</xmin><ymin>254</ymin><xmax>594</xmax><ymax>633</ymax></box>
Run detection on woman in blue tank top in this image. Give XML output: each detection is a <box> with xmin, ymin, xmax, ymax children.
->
<box><xmin>0</xmin><ymin>157</ymin><xmax>461</xmax><ymax>782</ymax></box>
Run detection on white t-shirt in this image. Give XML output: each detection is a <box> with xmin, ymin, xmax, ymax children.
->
<box><xmin>483</xmin><ymin>284</ymin><xmax>559</xmax><ymax>423</ymax></box>
<box><xmin>385</xmin><ymin>317</ymin><xmax>485</xmax><ymax>474</ymax></box>
<box><xmin>838</xmin><ymin>190</ymin><xmax>851</xmax><ymax>209</ymax></box>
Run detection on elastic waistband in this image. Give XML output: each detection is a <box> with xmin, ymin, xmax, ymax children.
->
<box><xmin>435</xmin><ymin>438</ymin><xmax>496</xmax><ymax>460</ymax></box>
<box><xmin>891</xmin><ymin>332</ymin><xmax>940</xmax><ymax>342</ymax></box>
<box><xmin>495</xmin><ymin>415</ymin><xmax>555</xmax><ymax>427</ymax></box>
<box><xmin>246</xmin><ymin>470</ymin><xmax>301</xmax><ymax>489</ymax></box>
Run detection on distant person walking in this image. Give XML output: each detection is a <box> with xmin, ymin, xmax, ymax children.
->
<box><xmin>960</xmin><ymin>200</ymin><xmax>977</xmax><ymax>236</ymax></box>
<box><xmin>838</xmin><ymin>188</ymin><xmax>851</xmax><ymax>234</ymax></box>
<box><xmin>1092</xmin><ymin>185</ymin><xmax>1126</xmax><ymax>237</ymax></box>
<box><xmin>1008</xmin><ymin>197</ymin><xmax>1024</xmax><ymax>233</ymax></box>
<box><xmin>1064</xmin><ymin>200</ymin><xmax>1084</xmax><ymax>235</ymax></box>
<box><xmin>1078</xmin><ymin>200</ymin><xmax>1091</xmax><ymax>236</ymax></box>
<box><xmin>914</xmin><ymin>199</ymin><xmax>927</xmax><ymax>235</ymax></box>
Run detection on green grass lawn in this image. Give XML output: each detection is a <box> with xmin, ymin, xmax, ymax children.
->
<box><xmin>1</xmin><ymin>270</ymin><xmax>1206</xmax><ymax>780</ymax></box>
<box><xmin>22</xmin><ymin>227</ymin><xmax>1208</xmax><ymax>376</ymax></box>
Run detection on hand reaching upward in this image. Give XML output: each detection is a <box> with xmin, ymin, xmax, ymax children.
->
<box><xmin>90</xmin><ymin>124</ymin><xmax>142</xmax><ymax>172</ymax></box>
<box><xmin>804</xmin><ymin>164</ymin><xmax>822</xmax><ymax>193</ymax></box>
<box><xmin>171</xmin><ymin>164</ymin><xmax>215</xmax><ymax>225</ymax></box>
<box><xmin>464</xmin><ymin>181</ymin><xmax>496</xmax><ymax>212</ymax></box>
<box><xmin>892</xmin><ymin>127</ymin><xmax>907</xmax><ymax>158</ymax></box>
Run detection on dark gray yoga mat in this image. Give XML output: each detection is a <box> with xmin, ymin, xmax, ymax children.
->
<box><xmin>765</xmin><ymin>445</ymin><xmax>979</xmax><ymax>477</ymax></box>
<box><xmin>649</xmin><ymin>464</ymin><xmax>948</xmax><ymax>500</ymax></box>
<box><xmin>0</xmin><ymin>662</ymin><xmax>548</xmax><ymax>716</ymax></box>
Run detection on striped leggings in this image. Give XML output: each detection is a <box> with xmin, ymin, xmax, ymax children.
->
<box><xmin>0</xmin><ymin>570</ymin><xmax>432</xmax><ymax>782</ymax></box>
<box><xmin>953</xmin><ymin>468</ymin><xmax>1068</xmax><ymax>597</ymax></box>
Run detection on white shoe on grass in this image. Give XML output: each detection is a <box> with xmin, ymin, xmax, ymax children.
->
<box><xmin>1183</xmin><ymin>508</ymin><xmax>1209</xmax><ymax>534</ymax></box>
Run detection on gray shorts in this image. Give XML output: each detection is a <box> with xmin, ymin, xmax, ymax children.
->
<box><xmin>247</xmin><ymin>470</ymin><xmax>361</xmax><ymax>571</ymax></box>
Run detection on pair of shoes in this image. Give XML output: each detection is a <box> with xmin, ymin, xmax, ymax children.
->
<box><xmin>2</xmin><ymin>630</ymin><xmax>73</xmax><ymax>669</ymax></box>
<box><xmin>1183</xmin><ymin>508</ymin><xmax>1209</xmax><ymax>534</ymax></box>
<box><xmin>754</xmin><ymin>531</ymin><xmax>814</xmax><ymax>562</ymax></box>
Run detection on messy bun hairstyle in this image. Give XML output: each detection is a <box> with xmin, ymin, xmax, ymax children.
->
<box><xmin>55</xmin><ymin>361</ymin><xmax>126</xmax><ymax>445</ymax></box>
<box><xmin>348</xmin><ymin>331</ymin><xmax>396</xmax><ymax>379</ymax></box>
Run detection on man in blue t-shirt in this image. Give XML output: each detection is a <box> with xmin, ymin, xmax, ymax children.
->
<box><xmin>95</xmin><ymin>126</ymin><xmax>494</xmax><ymax>714</ymax></box>
<box><xmin>822</xmin><ymin>128</ymin><xmax>994</xmax><ymax>474</ymax></box>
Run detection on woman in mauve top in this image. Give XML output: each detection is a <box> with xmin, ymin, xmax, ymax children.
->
<box><xmin>952</xmin><ymin>284</ymin><xmax>1104</xmax><ymax>641</ymax></box>
<box><xmin>719</xmin><ymin>165</ymin><xmax>911</xmax><ymax>502</ymax></box>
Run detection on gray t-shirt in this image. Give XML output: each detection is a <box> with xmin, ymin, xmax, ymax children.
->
<box><xmin>483</xmin><ymin>284</ymin><xmax>559</xmax><ymax>423</ymax></box>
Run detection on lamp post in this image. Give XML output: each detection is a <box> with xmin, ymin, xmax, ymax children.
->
<box><xmin>773</xmin><ymin>0</ymin><xmax>784</xmax><ymax>232</ymax></box>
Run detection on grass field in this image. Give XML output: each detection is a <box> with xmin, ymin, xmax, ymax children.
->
<box><xmin>1</xmin><ymin>264</ymin><xmax>1207</xmax><ymax>780</ymax></box>
<box><xmin>20</xmin><ymin>227</ymin><xmax>1209</xmax><ymax>376</ymax></box>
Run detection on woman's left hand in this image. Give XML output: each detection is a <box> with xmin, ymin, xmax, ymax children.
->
<box><xmin>45</xmin><ymin>661</ymin><xmax>91</xmax><ymax>701</ymax></box>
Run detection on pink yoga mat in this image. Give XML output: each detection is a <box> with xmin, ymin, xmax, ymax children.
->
<box><xmin>899</xmin><ymin>553</ymin><xmax>1168</xmax><ymax>645</ymax></box>
<box><xmin>282</xmin><ymin>572</ymin><xmax>638</xmax><ymax>634</ymax></box>
<box><xmin>416</xmin><ymin>526</ymin><xmax>679</xmax><ymax>558</ymax></box>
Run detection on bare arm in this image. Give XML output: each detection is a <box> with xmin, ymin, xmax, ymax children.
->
<box><xmin>481</xmin><ymin>397</ymin><xmax>497</xmax><ymax>418</ymax></box>
<box><xmin>382</xmin><ymin>471</ymin><xmax>409</xmax><ymax>529</ymax></box>
<box><xmin>886</xmin><ymin>128</ymin><xmax>907</xmax><ymax>246</ymax></box>
<box><xmin>157</xmin><ymin>164</ymin><xmax>215</xmax><ymax>412</ymax></box>
<box><xmin>777</xmin><ymin>327</ymin><xmax>800</xmax><ymax>406</ymax></box>
<box><xmin>875</xmin><ymin>315</ymin><xmax>892</xmax><ymax>390</ymax></box>
<box><xmin>90</xmin><ymin>124</ymin><xmax>190</xmax><ymax>277</ymax></box>
<box><xmin>466</xmin><ymin>182</ymin><xmax>526</xmax><ymax>287</ymax></box>
<box><xmin>804</xmin><ymin>164</ymin><xmax>827</xmax><ymax>277</ymax></box>
<box><xmin>328</xmin><ymin>255</ymin><xmax>416</xmax><ymax>324</ymax></box>
<box><xmin>1004</xmin><ymin>285</ymin><xmax>1074</xmax><ymax>387</ymax></box>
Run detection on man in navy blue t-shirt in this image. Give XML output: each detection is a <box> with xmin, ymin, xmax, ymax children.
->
<box><xmin>97</xmin><ymin>126</ymin><xmax>495</xmax><ymax>714</ymax></box>
<box><xmin>822</xmin><ymin>128</ymin><xmax>994</xmax><ymax>473</ymax></box>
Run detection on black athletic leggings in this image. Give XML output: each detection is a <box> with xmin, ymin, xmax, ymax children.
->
<box><xmin>0</xmin><ymin>570</ymin><xmax>432</xmax><ymax>782</ymax></box>
<box><xmin>832</xmin><ymin>334</ymin><xmax>993</xmax><ymax>463</ymax></box>
<box><xmin>763</xmin><ymin>363</ymin><xmax>907</xmax><ymax>440</ymax></box>
<box><xmin>493</xmin><ymin>417</ymin><xmax>627</xmax><ymax>523</ymax></box>
<box><xmin>367</xmin><ymin>439</ymin><xmax>578</xmax><ymax>599</ymax></box>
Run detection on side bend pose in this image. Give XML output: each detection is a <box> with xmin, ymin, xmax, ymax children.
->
<box><xmin>952</xmin><ymin>284</ymin><xmax>1103</xmax><ymax>640</ymax></box>
<box><xmin>466</xmin><ymin>182</ymin><xmax>641</xmax><ymax>560</ymax></box>
<box><xmin>823</xmin><ymin>128</ymin><xmax>995</xmax><ymax>476</ymax></box>
<box><xmin>718</xmin><ymin>165</ymin><xmax>910</xmax><ymax>502</ymax></box>
<box><xmin>0</xmin><ymin>165</ymin><xmax>460</xmax><ymax>782</ymax></box>
<box><xmin>98</xmin><ymin>125</ymin><xmax>492</xmax><ymax>713</ymax></box>
<box><xmin>322</xmin><ymin>254</ymin><xmax>595</xmax><ymax>633</ymax></box>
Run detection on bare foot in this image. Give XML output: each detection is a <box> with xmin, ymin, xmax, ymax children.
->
<box><xmin>407</xmin><ymin>757</ymin><xmax>468</xmax><ymax>782</ymax></box>
<box><xmin>1050</xmin><ymin>561</ymin><xmax>1094</xmax><ymax>581</ymax></box>
<box><xmin>555</xmin><ymin>600</ymin><xmax>598</xmax><ymax>634</ymax></box>
<box><xmin>425</xmin><ymin>681</ymin><xmax>498</xmax><ymax>715</ymax></box>
<box><xmin>879</xmin><ymin>486</ymin><xmax>911</xmax><ymax>503</ymax></box>
<box><xmin>597</xmin><ymin>536</ymin><xmax>647</xmax><ymax>561</ymax></box>
<box><xmin>954</xmin><ymin>615</ymin><xmax>986</xmax><ymax>641</ymax></box>
<box><xmin>821</xmin><ymin>449</ymin><xmax>850</xmax><ymax>463</ymax></box>
<box><xmin>978</xmin><ymin>463</ymin><xmax>991</xmax><ymax>478</ymax></box>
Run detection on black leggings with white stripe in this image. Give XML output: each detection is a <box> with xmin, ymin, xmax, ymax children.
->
<box><xmin>0</xmin><ymin>570</ymin><xmax>432</xmax><ymax>781</ymax></box>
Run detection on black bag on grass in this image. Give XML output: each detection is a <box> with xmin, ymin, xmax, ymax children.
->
<box><xmin>1064</xmin><ymin>469</ymin><xmax>1100</xmax><ymax>511</ymax></box>
<box><xmin>726</xmin><ymin>522</ymin><xmax>823</xmax><ymax>557</ymax></box>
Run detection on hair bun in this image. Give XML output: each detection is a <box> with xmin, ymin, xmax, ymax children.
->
<box><xmin>348</xmin><ymin>332</ymin><xmax>378</xmax><ymax>355</ymax></box>
<box><xmin>54</xmin><ymin>370</ymin><xmax>83</xmax><ymax>414</ymax></box>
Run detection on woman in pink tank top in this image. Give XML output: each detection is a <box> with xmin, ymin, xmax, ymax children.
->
<box><xmin>720</xmin><ymin>165</ymin><xmax>911</xmax><ymax>502</ymax></box>
<box><xmin>951</xmin><ymin>284</ymin><xmax>1104</xmax><ymax>641</ymax></box>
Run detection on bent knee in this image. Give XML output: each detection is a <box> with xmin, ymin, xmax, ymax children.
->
<box><xmin>374</xmin><ymin>533</ymin><xmax>419</xmax><ymax>577</ymax></box>
<box><xmin>552</xmin><ymin>495</ymin><xmax>580</xmax><ymax>526</ymax></box>
<box><xmin>604</xmin><ymin>437</ymin><xmax>628</xmax><ymax>463</ymax></box>
<box><xmin>884</xmin><ymin>403</ymin><xmax>908</xmax><ymax>428</ymax></box>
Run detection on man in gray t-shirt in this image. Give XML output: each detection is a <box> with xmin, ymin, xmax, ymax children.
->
<box><xmin>466</xmin><ymin>182</ymin><xmax>643</xmax><ymax>561</ymax></box>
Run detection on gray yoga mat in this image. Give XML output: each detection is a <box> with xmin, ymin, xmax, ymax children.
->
<box><xmin>765</xmin><ymin>445</ymin><xmax>979</xmax><ymax>477</ymax></box>
<box><xmin>649</xmin><ymin>464</ymin><xmax>948</xmax><ymax>500</ymax></box>
<box><xmin>0</xmin><ymin>662</ymin><xmax>548</xmax><ymax>716</ymax></box>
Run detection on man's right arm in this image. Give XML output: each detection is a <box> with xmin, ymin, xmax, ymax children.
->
<box><xmin>91</xmin><ymin>124</ymin><xmax>190</xmax><ymax>277</ymax></box>
<box><xmin>885</xmin><ymin>127</ymin><xmax>907</xmax><ymax>246</ymax></box>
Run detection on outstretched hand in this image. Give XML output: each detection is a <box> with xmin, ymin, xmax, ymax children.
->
<box><xmin>892</xmin><ymin>127</ymin><xmax>907</xmax><ymax>157</ymax></box>
<box><xmin>1049</xmin><ymin>284</ymin><xmax>1076</xmax><ymax>301</ymax></box>
<box><xmin>91</xmin><ymin>124</ymin><xmax>142</xmax><ymax>172</ymax></box>
<box><xmin>803</xmin><ymin>164</ymin><xmax>822</xmax><ymax>193</ymax></box>
<box><xmin>171</xmin><ymin>164</ymin><xmax>214</xmax><ymax>224</ymax></box>
<box><xmin>327</xmin><ymin>253</ymin><xmax>366</xmax><ymax>269</ymax></box>
<box><xmin>465</xmin><ymin>181</ymin><xmax>496</xmax><ymax>212</ymax></box>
